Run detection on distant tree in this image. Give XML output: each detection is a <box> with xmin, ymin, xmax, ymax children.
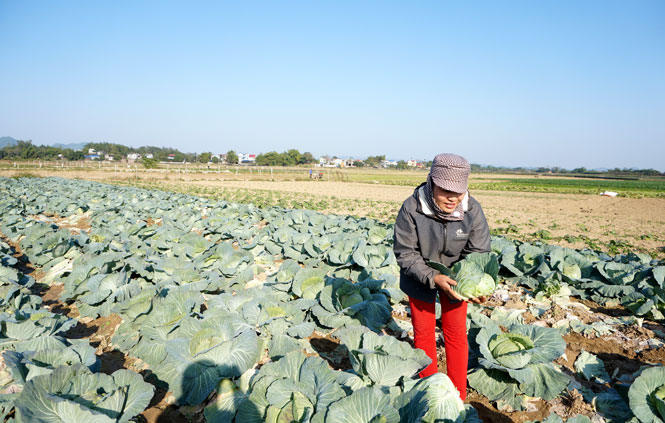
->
<box><xmin>572</xmin><ymin>167</ymin><xmax>587</xmax><ymax>173</ymax></box>
<box><xmin>65</xmin><ymin>150</ymin><xmax>84</xmax><ymax>161</ymax></box>
<box><xmin>211</xmin><ymin>156</ymin><xmax>219</xmax><ymax>164</ymax></box>
<box><xmin>300</xmin><ymin>152</ymin><xmax>316</xmax><ymax>164</ymax></box>
<box><xmin>226</xmin><ymin>150</ymin><xmax>238</xmax><ymax>165</ymax></box>
<box><xmin>284</xmin><ymin>149</ymin><xmax>302</xmax><ymax>166</ymax></box>
<box><xmin>142</xmin><ymin>157</ymin><xmax>159</xmax><ymax>169</ymax></box>
<box><xmin>19</xmin><ymin>142</ymin><xmax>38</xmax><ymax>159</ymax></box>
<box><xmin>364</xmin><ymin>155</ymin><xmax>385</xmax><ymax>167</ymax></box>
<box><xmin>353</xmin><ymin>160</ymin><xmax>365</xmax><ymax>168</ymax></box>
<box><xmin>396</xmin><ymin>160</ymin><xmax>409</xmax><ymax>170</ymax></box>
<box><xmin>254</xmin><ymin>149</ymin><xmax>315</xmax><ymax>166</ymax></box>
<box><xmin>256</xmin><ymin>151</ymin><xmax>285</xmax><ymax>166</ymax></box>
<box><xmin>199</xmin><ymin>152</ymin><xmax>212</xmax><ymax>163</ymax></box>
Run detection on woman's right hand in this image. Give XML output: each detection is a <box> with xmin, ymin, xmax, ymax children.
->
<box><xmin>433</xmin><ymin>274</ymin><xmax>464</xmax><ymax>302</ymax></box>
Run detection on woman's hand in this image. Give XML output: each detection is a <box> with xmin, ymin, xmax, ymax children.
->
<box><xmin>467</xmin><ymin>296</ymin><xmax>487</xmax><ymax>304</ymax></box>
<box><xmin>433</xmin><ymin>274</ymin><xmax>464</xmax><ymax>302</ymax></box>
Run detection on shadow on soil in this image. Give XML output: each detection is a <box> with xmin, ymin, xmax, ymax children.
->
<box><xmin>469</xmin><ymin>401</ymin><xmax>513</xmax><ymax>423</ymax></box>
<box><xmin>596</xmin><ymin>352</ymin><xmax>654</xmax><ymax>377</ymax></box>
<box><xmin>309</xmin><ymin>337</ymin><xmax>352</xmax><ymax>371</ymax></box>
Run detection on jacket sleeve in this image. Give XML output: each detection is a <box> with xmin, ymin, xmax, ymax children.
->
<box><xmin>393</xmin><ymin>201</ymin><xmax>438</xmax><ymax>290</ymax></box>
<box><xmin>461</xmin><ymin>201</ymin><xmax>491</xmax><ymax>256</ymax></box>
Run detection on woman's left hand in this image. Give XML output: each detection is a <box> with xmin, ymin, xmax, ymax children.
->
<box><xmin>467</xmin><ymin>296</ymin><xmax>487</xmax><ymax>304</ymax></box>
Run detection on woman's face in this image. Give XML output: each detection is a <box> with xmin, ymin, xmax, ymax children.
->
<box><xmin>432</xmin><ymin>184</ymin><xmax>465</xmax><ymax>213</ymax></box>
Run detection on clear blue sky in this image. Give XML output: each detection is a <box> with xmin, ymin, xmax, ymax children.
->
<box><xmin>1</xmin><ymin>1</ymin><xmax>664</xmax><ymax>170</ymax></box>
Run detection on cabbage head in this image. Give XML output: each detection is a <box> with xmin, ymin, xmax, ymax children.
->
<box><xmin>628</xmin><ymin>365</ymin><xmax>665</xmax><ymax>423</ymax></box>
<box><xmin>312</xmin><ymin>278</ymin><xmax>392</xmax><ymax>332</ymax></box>
<box><xmin>468</xmin><ymin>323</ymin><xmax>569</xmax><ymax>410</ymax></box>
<box><xmin>395</xmin><ymin>373</ymin><xmax>466</xmax><ymax>423</ymax></box>
<box><xmin>428</xmin><ymin>252</ymin><xmax>499</xmax><ymax>300</ymax></box>
<box><xmin>488</xmin><ymin>332</ymin><xmax>535</xmax><ymax>369</ymax></box>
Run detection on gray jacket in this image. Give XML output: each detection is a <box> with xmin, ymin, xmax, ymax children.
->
<box><xmin>393</xmin><ymin>183</ymin><xmax>491</xmax><ymax>303</ymax></box>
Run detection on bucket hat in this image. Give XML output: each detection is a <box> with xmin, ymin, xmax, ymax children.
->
<box><xmin>429</xmin><ymin>153</ymin><xmax>470</xmax><ymax>193</ymax></box>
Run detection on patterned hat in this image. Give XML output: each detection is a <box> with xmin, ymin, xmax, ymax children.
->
<box><xmin>429</xmin><ymin>153</ymin><xmax>470</xmax><ymax>193</ymax></box>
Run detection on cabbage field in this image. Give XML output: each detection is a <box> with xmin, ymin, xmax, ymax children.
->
<box><xmin>0</xmin><ymin>177</ymin><xmax>664</xmax><ymax>423</ymax></box>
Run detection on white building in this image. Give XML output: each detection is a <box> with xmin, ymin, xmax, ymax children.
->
<box><xmin>127</xmin><ymin>153</ymin><xmax>141</xmax><ymax>161</ymax></box>
<box><xmin>238</xmin><ymin>153</ymin><xmax>256</xmax><ymax>164</ymax></box>
<box><xmin>145</xmin><ymin>153</ymin><xmax>154</xmax><ymax>159</ymax></box>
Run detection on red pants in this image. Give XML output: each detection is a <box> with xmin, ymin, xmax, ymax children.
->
<box><xmin>409</xmin><ymin>293</ymin><xmax>468</xmax><ymax>400</ymax></box>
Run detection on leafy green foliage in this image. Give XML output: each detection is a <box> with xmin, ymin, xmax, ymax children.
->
<box><xmin>628</xmin><ymin>366</ymin><xmax>665</xmax><ymax>423</ymax></box>
<box><xmin>468</xmin><ymin>323</ymin><xmax>569</xmax><ymax>410</ymax></box>
<box><xmin>428</xmin><ymin>252</ymin><xmax>499</xmax><ymax>300</ymax></box>
<box><xmin>6</xmin><ymin>176</ymin><xmax>664</xmax><ymax>422</ymax></box>
<box><xmin>15</xmin><ymin>365</ymin><xmax>154</xmax><ymax>423</ymax></box>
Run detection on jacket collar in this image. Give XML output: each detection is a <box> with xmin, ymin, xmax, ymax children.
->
<box><xmin>415</xmin><ymin>184</ymin><xmax>469</xmax><ymax>219</ymax></box>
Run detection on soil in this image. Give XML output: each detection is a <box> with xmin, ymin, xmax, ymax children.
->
<box><xmin>466</xmin><ymin>392</ymin><xmax>551</xmax><ymax>423</ymax></box>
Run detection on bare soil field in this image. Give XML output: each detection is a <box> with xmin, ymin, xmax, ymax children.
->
<box><xmin>3</xmin><ymin>168</ymin><xmax>664</xmax><ymax>256</ymax></box>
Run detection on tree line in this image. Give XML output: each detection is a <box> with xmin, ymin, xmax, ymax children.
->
<box><xmin>0</xmin><ymin>141</ymin><xmax>85</xmax><ymax>160</ymax></box>
<box><xmin>0</xmin><ymin>141</ymin><xmax>314</xmax><ymax>167</ymax></box>
<box><xmin>255</xmin><ymin>150</ymin><xmax>316</xmax><ymax>166</ymax></box>
<box><xmin>1</xmin><ymin>140</ymin><xmax>662</xmax><ymax>176</ymax></box>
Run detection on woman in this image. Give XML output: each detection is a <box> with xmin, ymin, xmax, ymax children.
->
<box><xmin>393</xmin><ymin>153</ymin><xmax>491</xmax><ymax>401</ymax></box>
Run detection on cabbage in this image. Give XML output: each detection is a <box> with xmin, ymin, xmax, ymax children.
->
<box><xmin>468</xmin><ymin>323</ymin><xmax>569</xmax><ymax>410</ymax></box>
<box><xmin>395</xmin><ymin>373</ymin><xmax>466</xmax><ymax>422</ymax></box>
<box><xmin>428</xmin><ymin>252</ymin><xmax>499</xmax><ymax>300</ymax></box>
<box><xmin>653</xmin><ymin>384</ymin><xmax>665</xmax><ymax>419</ymax></box>
<box><xmin>628</xmin><ymin>366</ymin><xmax>665</xmax><ymax>423</ymax></box>
<box><xmin>488</xmin><ymin>333</ymin><xmax>534</xmax><ymax>369</ymax></box>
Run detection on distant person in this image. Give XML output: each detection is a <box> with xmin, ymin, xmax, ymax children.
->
<box><xmin>393</xmin><ymin>153</ymin><xmax>491</xmax><ymax>400</ymax></box>
<box><xmin>309</xmin><ymin>169</ymin><xmax>313</xmax><ymax>178</ymax></box>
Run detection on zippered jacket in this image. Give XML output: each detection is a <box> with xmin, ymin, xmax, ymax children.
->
<box><xmin>393</xmin><ymin>183</ymin><xmax>491</xmax><ymax>303</ymax></box>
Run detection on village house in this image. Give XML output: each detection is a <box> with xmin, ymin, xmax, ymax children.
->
<box><xmin>238</xmin><ymin>153</ymin><xmax>256</xmax><ymax>164</ymax></box>
<box><xmin>317</xmin><ymin>156</ymin><xmax>349</xmax><ymax>167</ymax></box>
